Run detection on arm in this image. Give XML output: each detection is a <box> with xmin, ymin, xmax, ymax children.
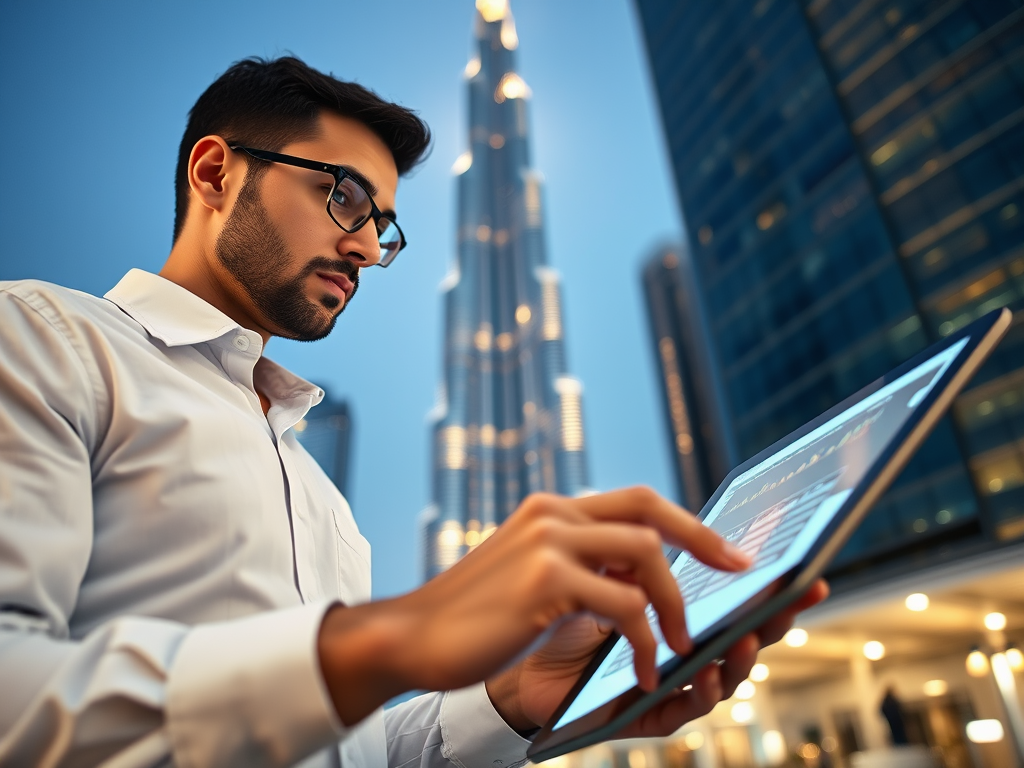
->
<box><xmin>317</xmin><ymin>486</ymin><xmax>827</xmax><ymax>742</ymax></box>
<box><xmin>0</xmin><ymin>287</ymin><xmax>342</xmax><ymax>767</ymax></box>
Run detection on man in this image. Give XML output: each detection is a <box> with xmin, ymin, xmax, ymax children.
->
<box><xmin>0</xmin><ymin>57</ymin><xmax>826</xmax><ymax>767</ymax></box>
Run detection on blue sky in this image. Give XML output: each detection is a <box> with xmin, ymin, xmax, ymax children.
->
<box><xmin>0</xmin><ymin>0</ymin><xmax>687</xmax><ymax>598</ymax></box>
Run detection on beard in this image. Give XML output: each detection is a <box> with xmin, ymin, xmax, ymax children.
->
<box><xmin>214</xmin><ymin>176</ymin><xmax>359</xmax><ymax>342</ymax></box>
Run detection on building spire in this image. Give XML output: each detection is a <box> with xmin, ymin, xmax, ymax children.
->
<box><xmin>421</xmin><ymin>1</ymin><xmax>591</xmax><ymax>580</ymax></box>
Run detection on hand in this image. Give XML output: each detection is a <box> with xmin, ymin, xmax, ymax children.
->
<box><xmin>317</xmin><ymin>487</ymin><xmax>751</xmax><ymax>726</ymax></box>
<box><xmin>486</xmin><ymin>578</ymin><xmax>829</xmax><ymax>735</ymax></box>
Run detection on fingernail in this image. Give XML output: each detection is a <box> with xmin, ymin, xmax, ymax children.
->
<box><xmin>677</xmin><ymin>629</ymin><xmax>693</xmax><ymax>655</ymax></box>
<box><xmin>725</xmin><ymin>542</ymin><xmax>752</xmax><ymax>568</ymax></box>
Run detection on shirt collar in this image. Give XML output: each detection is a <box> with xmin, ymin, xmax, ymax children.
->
<box><xmin>105</xmin><ymin>268</ymin><xmax>242</xmax><ymax>347</ymax></box>
<box><xmin>104</xmin><ymin>268</ymin><xmax>325</xmax><ymax>411</ymax></box>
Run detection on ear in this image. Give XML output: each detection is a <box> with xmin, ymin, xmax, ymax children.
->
<box><xmin>187</xmin><ymin>136</ymin><xmax>244</xmax><ymax>215</ymax></box>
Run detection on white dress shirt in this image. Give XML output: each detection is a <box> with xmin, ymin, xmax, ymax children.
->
<box><xmin>0</xmin><ymin>269</ymin><xmax>530</xmax><ymax>768</ymax></box>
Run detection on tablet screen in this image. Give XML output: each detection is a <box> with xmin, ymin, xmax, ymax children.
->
<box><xmin>552</xmin><ymin>335</ymin><xmax>968</xmax><ymax>731</ymax></box>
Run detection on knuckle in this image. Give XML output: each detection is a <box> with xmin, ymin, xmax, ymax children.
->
<box><xmin>519</xmin><ymin>492</ymin><xmax>557</xmax><ymax>520</ymax></box>
<box><xmin>527</xmin><ymin>516</ymin><xmax>561</xmax><ymax>545</ymax></box>
<box><xmin>626</xmin><ymin>485</ymin><xmax>659</xmax><ymax>506</ymax></box>
<box><xmin>622</xmin><ymin>587</ymin><xmax>649</xmax><ymax>616</ymax></box>
<box><xmin>635</xmin><ymin>527</ymin><xmax>663</xmax><ymax>554</ymax></box>
<box><xmin>528</xmin><ymin>546</ymin><xmax>564</xmax><ymax>584</ymax></box>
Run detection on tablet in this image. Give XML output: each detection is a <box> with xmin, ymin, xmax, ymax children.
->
<box><xmin>527</xmin><ymin>307</ymin><xmax>1011</xmax><ymax>762</ymax></box>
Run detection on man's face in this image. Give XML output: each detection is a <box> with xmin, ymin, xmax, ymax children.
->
<box><xmin>215</xmin><ymin>112</ymin><xmax>399</xmax><ymax>342</ymax></box>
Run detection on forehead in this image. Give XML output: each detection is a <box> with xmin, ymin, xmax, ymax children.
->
<box><xmin>283</xmin><ymin>112</ymin><xmax>399</xmax><ymax>206</ymax></box>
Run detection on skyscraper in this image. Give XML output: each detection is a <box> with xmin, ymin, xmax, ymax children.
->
<box><xmin>295</xmin><ymin>395</ymin><xmax>353</xmax><ymax>499</ymax></box>
<box><xmin>630</xmin><ymin>5</ymin><xmax>1024</xmax><ymax>765</ymax></box>
<box><xmin>421</xmin><ymin>0</ymin><xmax>591</xmax><ymax>581</ymax></box>
<box><xmin>634</xmin><ymin>0</ymin><xmax>1023</xmax><ymax>583</ymax></box>
<box><xmin>641</xmin><ymin>244</ymin><xmax>733</xmax><ymax>512</ymax></box>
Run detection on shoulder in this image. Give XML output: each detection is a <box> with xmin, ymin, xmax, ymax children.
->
<box><xmin>1</xmin><ymin>279</ymin><xmax>111</xmax><ymax>322</ymax></box>
<box><xmin>0</xmin><ymin>279</ymin><xmax>133</xmax><ymax>348</ymax></box>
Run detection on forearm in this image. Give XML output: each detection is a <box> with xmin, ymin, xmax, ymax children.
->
<box><xmin>0</xmin><ymin>604</ymin><xmax>343</xmax><ymax>768</ymax></box>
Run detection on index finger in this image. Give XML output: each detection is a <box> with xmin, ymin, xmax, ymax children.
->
<box><xmin>571</xmin><ymin>487</ymin><xmax>752</xmax><ymax>573</ymax></box>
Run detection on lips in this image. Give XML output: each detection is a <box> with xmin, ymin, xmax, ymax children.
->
<box><xmin>315</xmin><ymin>271</ymin><xmax>354</xmax><ymax>301</ymax></box>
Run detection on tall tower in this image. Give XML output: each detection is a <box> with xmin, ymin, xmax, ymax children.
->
<box><xmin>633</xmin><ymin>0</ymin><xmax>1024</xmax><ymax>580</ymax></box>
<box><xmin>421</xmin><ymin>0</ymin><xmax>591</xmax><ymax>581</ymax></box>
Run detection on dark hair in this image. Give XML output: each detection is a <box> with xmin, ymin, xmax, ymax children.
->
<box><xmin>173</xmin><ymin>56</ymin><xmax>431</xmax><ymax>242</ymax></box>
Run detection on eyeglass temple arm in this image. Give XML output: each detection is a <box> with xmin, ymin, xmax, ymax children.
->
<box><xmin>231</xmin><ymin>146</ymin><xmax>339</xmax><ymax>176</ymax></box>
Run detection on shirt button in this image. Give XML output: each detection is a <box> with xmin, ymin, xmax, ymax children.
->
<box><xmin>233</xmin><ymin>335</ymin><xmax>250</xmax><ymax>351</ymax></box>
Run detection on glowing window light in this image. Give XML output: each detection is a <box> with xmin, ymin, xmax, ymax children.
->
<box><xmin>1006</xmin><ymin>647</ymin><xmax>1024</xmax><ymax>670</ymax></box>
<box><xmin>475</xmin><ymin>0</ymin><xmax>508</xmax><ymax>22</ymax></box>
<box><xmin>905</xmin><ymin>593</ymin><xmax>929</xmax><ymax>611</ymax></box>
<box><xmin>750</xmin><ymin>663</ymin><xmax>770</xmax><ymax>682</ymax></box>
<box><xmin>627</xmin><ymin>749</ymin><xmax>646</xmax><ymax>768</ymax></box>
<box><xmin>784</xmin><ymin>628</ymin><xmax>808</xmax><ymax>647</ymax></box>
<box><xmin>966</xmin><ymin>719</ymin><xmax>1004</xmax><ymax>743</ymax></box>
<box><xmin>683</xmin><ymin>731</ymin><xmax>704</xmax><ymax>750</ymax></box>
<box><xmin>555</xmin><ymin>377</ymin><xmax>584</xmax><ymax>452</ymax></box>
<box><xmin>538</xmin><ymin>270</ymin><xmax>563</xmax><ymax>340</ymax></box>
<box><xmin>523</xmin><ymin>174</ymin><xmax>542</xmax><ymax>227</ymax></box>
<box><xmin>515</xmin><ymin>305</ymin><xmax>531</xmax><ymax>325</ymax></box>
<box><xmin>966</xmin><ymin>649</ymin><xmax>990</xmax><ymax>677</ymax></box>
<box><xmin>479</xmin><ymin>424</ymin><xmax>496</xmax><ymax>446</ymax></box>
<box><xmin>436</xmin><ymin>520</ymin><xmax>464</xmax><ymax>570</ymax></box>
<box><xmin>984</xmin><ymin>612</ymin><xmax>1007</xmax><ymax>631</ymax></box>
<box><xmin>451</xmin><ymin>151</ymin><xmax>472</xmax><ymax>175</ymax></box>
<box><xmin>734</xmin><ymin>680</ymin><xmax>756</xmax><ymax>700</ymax></box>
<box><xmin>463</xmin><ymin>57</ymin><xmax>480</xmax><ymax>79</ymax></box>
<box><xmin>441</xmin><ymin>426</ymin><xmax>467</xmax><ymax>470</ymax></box>
<box><xmin>494</xmin><ymin>72</ymin><xmax>532</xmax><ymax>103</ymax></box>
<box><xmin>863</xmin><ymin>641</ymin><xmax>886</xmax><ymax>660</ymax></box>
<box><xmin>923</xmin><ymin>679</ymin><xmax>948</xmax><ymax>697</ymax></box>
<box><xmin>500</xmin><ymin>15</ymin><xmax>518</xmax><ymax>50</ymax></box>
<box><xmin>762</xmin><ymin>731</ymin><xmax>786</xmax><ymax>764</ymax></box>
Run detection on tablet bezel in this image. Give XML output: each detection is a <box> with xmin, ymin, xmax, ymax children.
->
<box><xmin>527</xmin><ymin>307</ymin><xmax>1011</xmax><ymax>762</ymax></box>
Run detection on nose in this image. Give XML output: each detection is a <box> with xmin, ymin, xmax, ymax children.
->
<box><xmin>336</xmin><ymin>219</ymin><xmax>381</xmax><ymax>268</ymax></box>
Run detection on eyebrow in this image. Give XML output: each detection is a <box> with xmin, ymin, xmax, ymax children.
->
<box><xmin>339</xmin><ymin>165</ymin><xmax>398</xmax><ymax>221</ymax></box>
<box><xmin>339</xmin><ymin>165</ymin><xmax>379</xmax><ymax>198</ymax></box>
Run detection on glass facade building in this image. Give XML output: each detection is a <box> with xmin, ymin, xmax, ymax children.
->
<box><xmin>295</xmin><ymin>396</ymin><xmax>353</xmax><ymax>499</ymax></box>
<box><xmin>421</xmin><ymin>0</ymin><xmax>590</xmax><ymax>581</ymax></box>
<box><xmin>642</xmin><ymin>244</ymin><xmax>734</xmax><ymax>512</ymax></box>
<box><xmin>634</xmin><ymin>0</ymin><xmax>1024</xmax><ymax>587</ymax></box>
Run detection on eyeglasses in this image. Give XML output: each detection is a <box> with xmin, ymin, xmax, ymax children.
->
<box><xmin>230</xmin><ymin>145</ymin><xmax>407</xmax><ymax>267</ymax></box>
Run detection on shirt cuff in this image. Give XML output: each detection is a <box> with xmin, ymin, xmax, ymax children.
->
<box><xmin>166</xmin><ymin>601</ymin><xmax>344</xmax><ymax>768</ymax></box>
<box><xmin>440</xmin><ymin>683</ymin><xmax>532</xmax><ymax>768</ymax></box>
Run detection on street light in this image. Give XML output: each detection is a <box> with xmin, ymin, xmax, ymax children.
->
<box><xmin>985</xmin><ymin>612</ymin><xmax>1007</xmax><ymax>631</ymax></box>
<box><xmin>966</xmin><ymin>647</ymin><xmax>990</xmax><ymax>677</ymax></box>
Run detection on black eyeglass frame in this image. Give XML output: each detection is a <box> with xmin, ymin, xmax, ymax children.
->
<box><xmin>230</xmin><ymin>145</ymin><xmax>408</xmax><ymax>267</ymax></box>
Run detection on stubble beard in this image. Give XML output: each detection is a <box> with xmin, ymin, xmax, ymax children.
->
<box><xmin>214</xmin><ymin>176</ymin><xmax>360</xmax><ymax>342</ymax></box>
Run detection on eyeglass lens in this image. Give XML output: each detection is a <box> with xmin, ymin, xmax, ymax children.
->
<box><xmin>329</xmin><ymin>178</ymin><xmax>402</xmax><ymax>265</ymax></box>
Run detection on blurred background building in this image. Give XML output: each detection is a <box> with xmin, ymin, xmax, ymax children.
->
<box><xmin>295</xmin><ymin>394</ymin><xmax>353</xmax><ymax>500</ymax></box>
<box><xmin>420</xmin><ymin>0</ymin><xmax>591</xmax><ymax>581</ymax></box>
<box><xmin>567</xmin><ymin>0</ymin><xmax>1024</xmax><ymax>766</ymax></box>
